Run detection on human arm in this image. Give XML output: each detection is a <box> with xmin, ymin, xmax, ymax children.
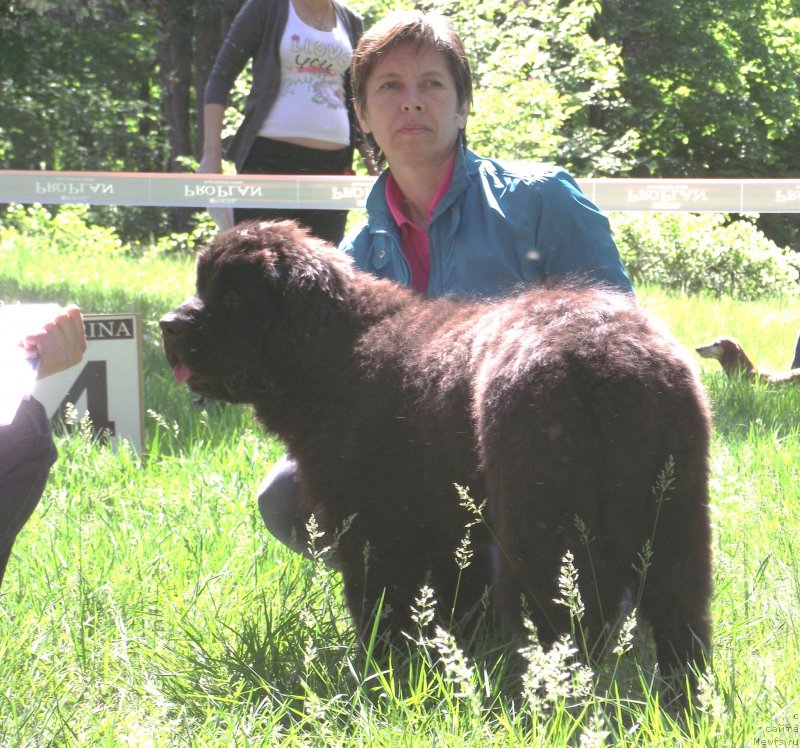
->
<box><xmin>200</xmin><ymin>0</ymin><xmax>269</xmax><ymax>173</ymax></box>
<box><xmin>198</xmin><ymin>103</ymin><xmax>226</xmax><ymax>174</ymax></box>
<box><xmin>530</xmin><ymin>168</ymin><xmax>633</xmax><ymax>293</ymax></box>
<box><xmin>0</xmin><ymin>306</ymin><xmax>79</xmax><ymax>587</ymax></box>
<box><xmin>22</xmin><ymin>305</ymin><xmax>87</xmax><ymax>381</ymax></box>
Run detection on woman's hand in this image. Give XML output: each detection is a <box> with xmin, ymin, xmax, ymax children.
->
<box><xmin>23</xmin><ymin>305</ymin><xmax>87</xmax><ymax>380</ymax></box>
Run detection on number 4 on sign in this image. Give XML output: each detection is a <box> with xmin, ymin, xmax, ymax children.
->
<box><xmin>32</xmin><ymin>313</ymin><xmax>144</xmax><ymax>452</ymax></box>
<box><xmin>54</xmin><ymin>360</ymin><xmax>116</xmax><ymax>437</ymax></box>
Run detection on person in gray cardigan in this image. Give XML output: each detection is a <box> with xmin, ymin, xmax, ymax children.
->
<box><xmin>200</xmin><ymin>0</ymin><xmax>377</xmax><ymax>244</ymax></box>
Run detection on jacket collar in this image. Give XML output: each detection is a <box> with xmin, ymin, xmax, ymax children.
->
<box><xmin>366</xmin><ymin>146</ymin><xmax>477</xmax><ymax>233</ymax></box>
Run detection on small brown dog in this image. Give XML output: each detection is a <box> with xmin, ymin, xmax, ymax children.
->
<box><xmin>696</xmin><ymin>336</ymin><xmax>800</xmax><ymax>384</ymax></box>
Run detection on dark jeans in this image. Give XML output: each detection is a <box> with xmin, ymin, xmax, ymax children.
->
<box><xmin>793</xmin><ymin>333</ymin><xmax>800</xmax><ymax>369</ymax></box>
<box><xmin>235</xmin><ymin>137</ymin><xmax>352</xmax><ymax>246</ymax></box>
<box><xmin>0</xmin><ymin>397</ymin><xmax>57</xmax><ymax>588</ymax></box>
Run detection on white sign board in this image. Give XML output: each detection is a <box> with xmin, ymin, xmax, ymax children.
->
<box><xmin>32</xmin><ymin>313</ymin><xmax>144</xmax><ymax>452</ymax></box>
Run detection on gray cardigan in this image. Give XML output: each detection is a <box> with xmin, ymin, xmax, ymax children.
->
<box><xmin>204</xmin><ymin>0</ymin><xmax>364</xmax><ymax>171</ymax></box>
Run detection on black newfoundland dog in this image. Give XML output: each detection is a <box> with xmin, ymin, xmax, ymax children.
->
<box><xmin>161</xmin><ymin>220</ymin><xmax>712</xmax><ymax>683</ymax></box>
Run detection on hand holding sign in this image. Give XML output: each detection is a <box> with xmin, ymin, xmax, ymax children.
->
<box><xmin>0</xmin><ymin>303</ymin><xmax>84</xmax><ymax>424</ymax></box>
<box><xmin>22</xmin><ymin>305</ymin><xmax>87</xmax><ymax>380</ymax></box>
<box><xmin>32</xmin><ymin>313</ymin><xmax>144</xmax><ymax>451</ymax></box>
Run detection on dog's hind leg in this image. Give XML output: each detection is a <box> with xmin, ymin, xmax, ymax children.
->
<box><xmin>636</xmin><ymin>455</ymin><xmax>712</xmax><ymax>684</ymax></box>
<box><xmin>484</xmin><ymin>449</ymin><xmax>631</xmax><ymax>660</ymax></box>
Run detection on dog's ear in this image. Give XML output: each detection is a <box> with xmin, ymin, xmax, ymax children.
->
<box><xmin>205</xmin><ymin>221</ymin><xmax>355</xmax><ymax>371</ymax></box>
<box><xmin>243</xmin><ymin>220</ymin><xmax>355</xmax><ymax>304</ymax></box>
<box><xmin>281</xmin><ymin>246</ymin><xmax>354</xmax><ymax>304</ymax></box>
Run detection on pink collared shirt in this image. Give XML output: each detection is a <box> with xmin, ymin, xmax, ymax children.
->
<box><xmin>385</xmin><ymin>159</ymin><xmax>456</xmax><ymax>294</ymax></box>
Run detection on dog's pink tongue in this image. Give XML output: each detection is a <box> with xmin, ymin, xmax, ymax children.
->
<box><xmin>172</xmin><ymin>363</ymin><xmax>193</xmax><ymax>384</ymax></box>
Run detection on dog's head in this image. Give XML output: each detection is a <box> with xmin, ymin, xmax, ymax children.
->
<box><xmin>695</xmin><ymin>337</ymin><xmax>741</xmax><ymax>363</ymax></box>
<box><xmin>696</xmin><ymin>336</ymin><xmax>756</xmax><ymax>377</ymax></box>
<box><xmin>160</xmin><ymin>219</ymin><xmax>355</xmax><ymax>403</ymax></box>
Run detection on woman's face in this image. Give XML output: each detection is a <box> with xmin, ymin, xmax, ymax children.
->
<box><xmin>356</xmin><ymin>42</ymin><xmax>469</xmax><ymax>171</ymax></box>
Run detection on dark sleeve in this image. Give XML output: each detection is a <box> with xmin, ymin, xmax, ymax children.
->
<box><xmin>204</xmin><ymin>0</ymin><xmax>272</xmax><ymax>106</ymax></box>
<box><xmin>0</xmin><ymin>397</ymin><xmax>57</xmax><ymax>585</ymax></box>
<box><xmin>337</xmin><ymin>2</ymin><xmax>365</xmax><ymax>149</ymax></box>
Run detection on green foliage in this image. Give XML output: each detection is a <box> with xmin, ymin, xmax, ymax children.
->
<box><xmin>0</xmin><ymin>0</ymin><xmax>179</xmax><ymax>239</ymax></box>
<box><xmin>415</xmin><ymin>0</ymin><xmax>634</xmax><ymax>173</ymax></box>
<box><xmin>597</xmin><ymin>0</ymin><xmax>800</xmax><ymax>178</ymax></box>
<box><xmin>4</xmin><ymin>0</ymin><xmax>799</xmax><ymax>183</ymax></box>
<box><xmin>0</xmin><ymin>2</ymin><xmax>165</xmax><ymax>173</ymax></box>
<box><xmin>1</xmin><ymin>201</ymin><xmax>214</xmax><ymax>260</ymax></box>
<box><xmin>614</xmin><ymin>212</ymin><xmax>800</xmax><ymax>299</ymax></box>
<box><xmin>1</xmin><ymin>203</ymin><xmax>125</xmax><ymax>259</ymax></box>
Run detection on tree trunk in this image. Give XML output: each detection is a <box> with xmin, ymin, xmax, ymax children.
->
<box><xmin>151</xmin><ymin>0</ymin><xmax>192</xmax><ymax>229</ymax></box>
<box><xmin>193</xmin><ymin>0</ymin><xmax>244</xmax><ymax>157</ymax></box>
<box><xmin>153</xmin><ymin>0</ymin><xmax>244</xmax><ymax>230</ymax></box>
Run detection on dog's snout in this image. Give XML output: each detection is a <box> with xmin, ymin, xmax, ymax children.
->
<box><xmin>160</xmin><ymin>311</ymin><xmax>185</xmax><ymax>336</ymax></box>
<box><xmin>160</xmin><ymin>298</ymin><xmax>200</xmax><ymax>336</ymax></box>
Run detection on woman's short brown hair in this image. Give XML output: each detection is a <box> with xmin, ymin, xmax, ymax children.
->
<box><xmin>351</xmin><ymin>10</ymin><xmax>473</xmax><ymax>165</ymax></box>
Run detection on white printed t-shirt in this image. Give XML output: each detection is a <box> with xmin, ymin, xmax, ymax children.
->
<box><xmin>258</xmin><ymin>1</ymin><xmax>353</xmax><ymax>146</ymax></box>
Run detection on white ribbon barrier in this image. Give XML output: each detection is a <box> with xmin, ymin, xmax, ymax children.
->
<box><xmin>2</xmin><ymin>170</ymin><xmax>800</xmax><ymax>212</ymax></box>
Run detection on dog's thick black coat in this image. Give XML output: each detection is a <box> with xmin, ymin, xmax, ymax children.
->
<box><xmin>161</xmin><ymin>220</ymin><xmax>712</xmax><ymax>680</ymax></box>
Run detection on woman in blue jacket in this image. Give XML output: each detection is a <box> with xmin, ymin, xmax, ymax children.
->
<box><xmin>259</xmin><ymin>10</ymin><xmax>632</xmax><ymax>553</ymax></box>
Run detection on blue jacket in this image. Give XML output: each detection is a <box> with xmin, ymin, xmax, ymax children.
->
<box><xmin>341</xmin><ymin>148</ymin><xmax>632</xmax><ymax>298</ymax></box>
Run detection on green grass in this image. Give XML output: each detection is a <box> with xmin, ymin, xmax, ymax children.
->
<box><xmin>1</xmin><ymin>213</ymin><xmax>800</xmax><ymax>745</ymax></box>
